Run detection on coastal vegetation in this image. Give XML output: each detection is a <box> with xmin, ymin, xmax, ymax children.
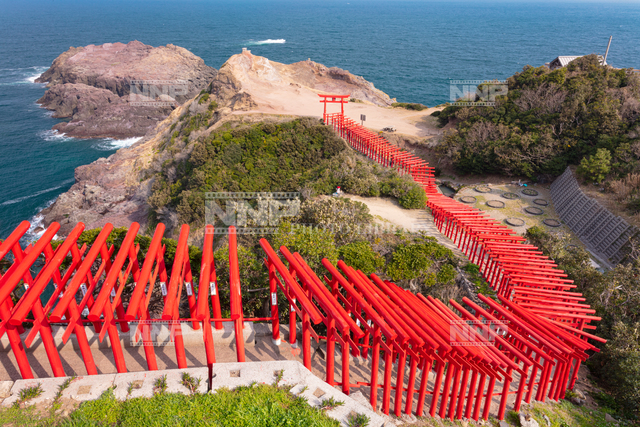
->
<box><xmin>432</xmin><ymin>53</ymin><xmax>640</xmax><ymax>418</ymax></box>
<box><xmin>434</xmin><ymin>55</ymin><xmax>640</xmax><ymax>194</ymax></box>
<box><xmin>148</xmin><ymin>117</ymin><xmax>426</xmax><ymax>230</ymax></box>
<box><xmin>526</xmin><ymin>226</ymin><xmax>640</xmax><ymax>416</ymax></box>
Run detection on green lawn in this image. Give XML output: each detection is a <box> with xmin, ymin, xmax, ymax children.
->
<box><xmin>0</xmin><ymin>384</ymin><xmax>341</xmax><ymax>427</ymax></box>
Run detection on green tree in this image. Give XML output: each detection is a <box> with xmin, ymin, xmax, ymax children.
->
<box><xmin>577</xmin><ymin>148</ymin><xmax>612</xmax><ymax>183</ymax></box>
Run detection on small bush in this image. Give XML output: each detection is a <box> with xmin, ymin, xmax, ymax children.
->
<box><xmin>181</xmin><ymin>372</ymin><xmax>202</xmax><ymax>394</ymax></box>
<box><xmin>392</xmin><ymin>102</ymin><xmax>427</xmax><ymax>111</ymax></box>
<box><xmin>273</xmin><ymin>222</ymin><xmax>338</xmax><ymax>270</ymax></box>
<box><xmin>153</xmin><ymin>375</ymin><xmax>167</xmax><ymax>395</ymax></box>
<box><xmin>198</xmin><ymin>92</ymin><xmax>210</xmax><ymax>104</ymax></box>
<box><xmin>398</xmin><ymin>185</ymin><xmax>427</xmax><ymax>209</ymax></box>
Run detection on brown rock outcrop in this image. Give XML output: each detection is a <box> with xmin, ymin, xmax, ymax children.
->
<box><xmin>36</xmin><ymin>41</ymin><xmax>217</xmax><ymax>139</ymax></box>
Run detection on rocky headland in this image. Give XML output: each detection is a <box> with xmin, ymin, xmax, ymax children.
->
<box><xmin>41</xmin><ymin>48</ymin><xmax>440</xmax><ymax>237</ymax></box>
<box><xmin>36</xmin><ymin>41</ymin><xmax>217</xmax><ymax>139</ymax></box>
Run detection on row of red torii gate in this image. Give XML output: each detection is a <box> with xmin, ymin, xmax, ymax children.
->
<box><xmin>0</xmin><ymin>95</ymin><xmax>604</xmax><ymax>422</ymax></box>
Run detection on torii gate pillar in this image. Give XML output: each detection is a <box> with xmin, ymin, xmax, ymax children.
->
<box><xmin>318</xmin><ymin>94</ymin><xmax>350</xmax><ymax>122</ymax></box>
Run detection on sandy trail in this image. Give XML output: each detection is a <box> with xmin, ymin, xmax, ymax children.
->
<box><xmin>344</xmin><ymin>195</ymin><xmax>464</xmax><ymax>258</ymax></box>
<box><xmin>226</xmin><ymin>51</ymin><xmax>442</xmax><ymax>138</ymax></box>
<box><xmin>238</xmin><ymin>88</ymin><xmax>440</xmax><ymax>137</ymax></box>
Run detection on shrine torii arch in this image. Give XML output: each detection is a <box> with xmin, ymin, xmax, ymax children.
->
<box><xmin>318</xmin><ymin>93</ymin><xmax>349</xmax><ymax>121</ymax></box>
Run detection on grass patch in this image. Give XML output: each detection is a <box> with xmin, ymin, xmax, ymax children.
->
<box><xmin>0</xmin><ymin>384</ymin><xmax>341</xmax><ymax>427</ymax></box>
<box><xmin>527</xmin><ymin>399</ymin><xmax>620</xmax><ymax>427</ymax></box>
<box><xmin>463</xmin><ymin>263</ymin><xmax>495</xmax><ymax>297</ymax></box>
<box><xmin>18</xmin><ymin>383</ymin><xmax>43</xmax><ymax>404</ymax></box>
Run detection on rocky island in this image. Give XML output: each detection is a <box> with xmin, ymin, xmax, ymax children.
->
<box><xmin>36</xmin><ymin>41</ymin><xmax>217</xmax><ymax>139</ymax></box>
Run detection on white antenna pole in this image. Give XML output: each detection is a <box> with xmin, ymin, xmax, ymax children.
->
<box><xmin>604</xmin><ymin>36</ymin><xmax>612</xmax><ymax>65</ymax></box>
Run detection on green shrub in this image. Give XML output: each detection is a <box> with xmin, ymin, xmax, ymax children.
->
<box><xmin>385</xmin><ymin>236</ymin><xmax>456</xmax><ymax>290</ymax></box>
<box><xmin>150</xmin><ymin>118</ymin><xmax>426</xmax><ymax>228</ymax></box>
<box><xmin>198</xmin><ymin>92</ymin><xmax>210</xmax><ymax>104</ymax></box>
<box><xmin>273</xmin><ymin>222</ymin><xmax>338</xmax><ymax>270</ymax></box>
<box><xmin>398</xmin><ymin>185</ymin><xmax>427</xmax><ymax>209</ymax></box>
<box><xmin>297</xmin><ymin>198</ymin><xmax>372</xmax><ymax>244</ymax></box>
<box><xmin>339</xmin><ymin>241</ymin><xmax>384</xmax><ymax>275</ymax></box>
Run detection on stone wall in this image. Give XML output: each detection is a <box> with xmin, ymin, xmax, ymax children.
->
<box><xmin>550</xmin><ymin>167</ymin><xmax>638</xmax><ymax>265</ymax></box>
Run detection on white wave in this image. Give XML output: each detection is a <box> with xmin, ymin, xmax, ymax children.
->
<box><xmin>0</xmin><ymin>179</ymin><xmax>75</xmax><ymax>206</ymax></box>
<box><xmin>93</xmin><ymin>136</ymin><xmax>142</xmax><ymax>151</ymax></box>
<box><xmin>0</xmin><ymin>66</ymin><xmax>48</xmax><ymax>86</ymax></box>
<box><xmin>25</xmin><ymin>67</ymin><xmax>48</xmax><ymax>83</ymax></box>
<box><xmin>38</xmin><ymin>129</ymin><xmax>75</xmax><ymax>142</ymax></box>
<box><xmin>245</xmin><ymin>39</ymin><xmax>286</xmax><ymax>46</ymax></box>
<box><xmin>22</xmin><ymin>198</ymin><xmax>59</xmax><ymax>244</ymax></box>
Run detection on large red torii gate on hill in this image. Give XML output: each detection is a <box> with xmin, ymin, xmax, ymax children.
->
<box><xmin>0</xmin><ymin>96</ymin><xmax>606</xmax><ymax>422</ymax></box>
<box><xmin>319</xmin><ymin>93</ymin><xmax>349</xmax><ymax>122</ymax></box>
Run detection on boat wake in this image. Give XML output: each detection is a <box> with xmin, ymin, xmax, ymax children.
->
<box><xmin>244</xmin><ymin>39</ymin><xmax>286</xmax><ymax>46</ymax></box>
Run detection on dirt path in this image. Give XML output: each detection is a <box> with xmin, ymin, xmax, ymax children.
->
<box><xmin>344</xmin><ymin>195</ymin><xmax>464</xmax><ymax>258</ymax></box>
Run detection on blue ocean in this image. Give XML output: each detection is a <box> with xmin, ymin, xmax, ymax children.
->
<box><xmin>1</xmin><ymin>0</ymin><xmax>638</xmax><ymax>238</ymax></box>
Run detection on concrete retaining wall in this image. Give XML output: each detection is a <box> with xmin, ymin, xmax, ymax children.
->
<box><xmin>0</xmin><ymin>361</ymin><xmax>388</xmax><ymax>427</ymax></box>
<box><xmin>550</xmin><ymin>167</ymin><xmax>639</xmax><ymax>265</ymax></box>
<box><xmin>0</xmin><ymin>321</ymin><xmax>255</xmax><ymax>352</ymax></box>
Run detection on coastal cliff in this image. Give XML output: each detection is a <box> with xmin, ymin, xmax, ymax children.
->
<box><xmin>41</xmin><ymin>49</ymin><xmax>429</xmax><ymax>237</ymax></box>
<box><xmin>36</xmin><ymin>41</ymin><xmax>217</xmax><ymax>139</ymax></box>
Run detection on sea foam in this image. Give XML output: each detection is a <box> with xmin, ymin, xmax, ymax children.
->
<box><xmin>93</xmin><ymin>136</ymin><xmax>143</xmax><ymax>150</ymax></box>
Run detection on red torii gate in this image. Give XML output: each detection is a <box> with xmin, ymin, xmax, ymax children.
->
<box><xmin>0</xmin><ymin>97</ymin><xmax>608</xmax><ymax>423</ymax></box>
<box><xmin>319</xmin><ymin>94</ymin><xmax>350</xmax><ymax>122</ymax></box>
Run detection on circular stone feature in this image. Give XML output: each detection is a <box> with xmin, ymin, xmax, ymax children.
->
<box><xmin>525</xmin><ymin>206</ymin><xmax>544</xmax><ymax>215</ymax></box>
<box><xmin>521</xmin><ymin>188</ymin><xmax>539</xmax><ymax>196</ymax></box>
<box><xmin>505</xmin><ymin>218</ymin><xmax>525</xmax><ymax>227</ymax></box>
<box><xmin>486</xmin><ymin>200</ymin><xmax>506</xmax><ymax>209</ymax></box>
<box><xmin>501</xmin><ymin>192</ymin><xmax>520</xmax><ymax>199</ymax></box>
<box><xmin>543</xmin><ymin>219</ymin><xmax>561</xmax><ymax>227</ymax></box>
<box><xmin>459</xmin><ymin>196</ymin><xmax>477</xmax><ymax>204</ymax></box>
<box><xmin>533</xmin><ymin>199</ymin><xmax>549</xmax><ymax>206</ymax></box>
<box><xmin>475</xmin><ymin>186</ymin><xmax>491</xmax><ymax>193</ymax></box>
